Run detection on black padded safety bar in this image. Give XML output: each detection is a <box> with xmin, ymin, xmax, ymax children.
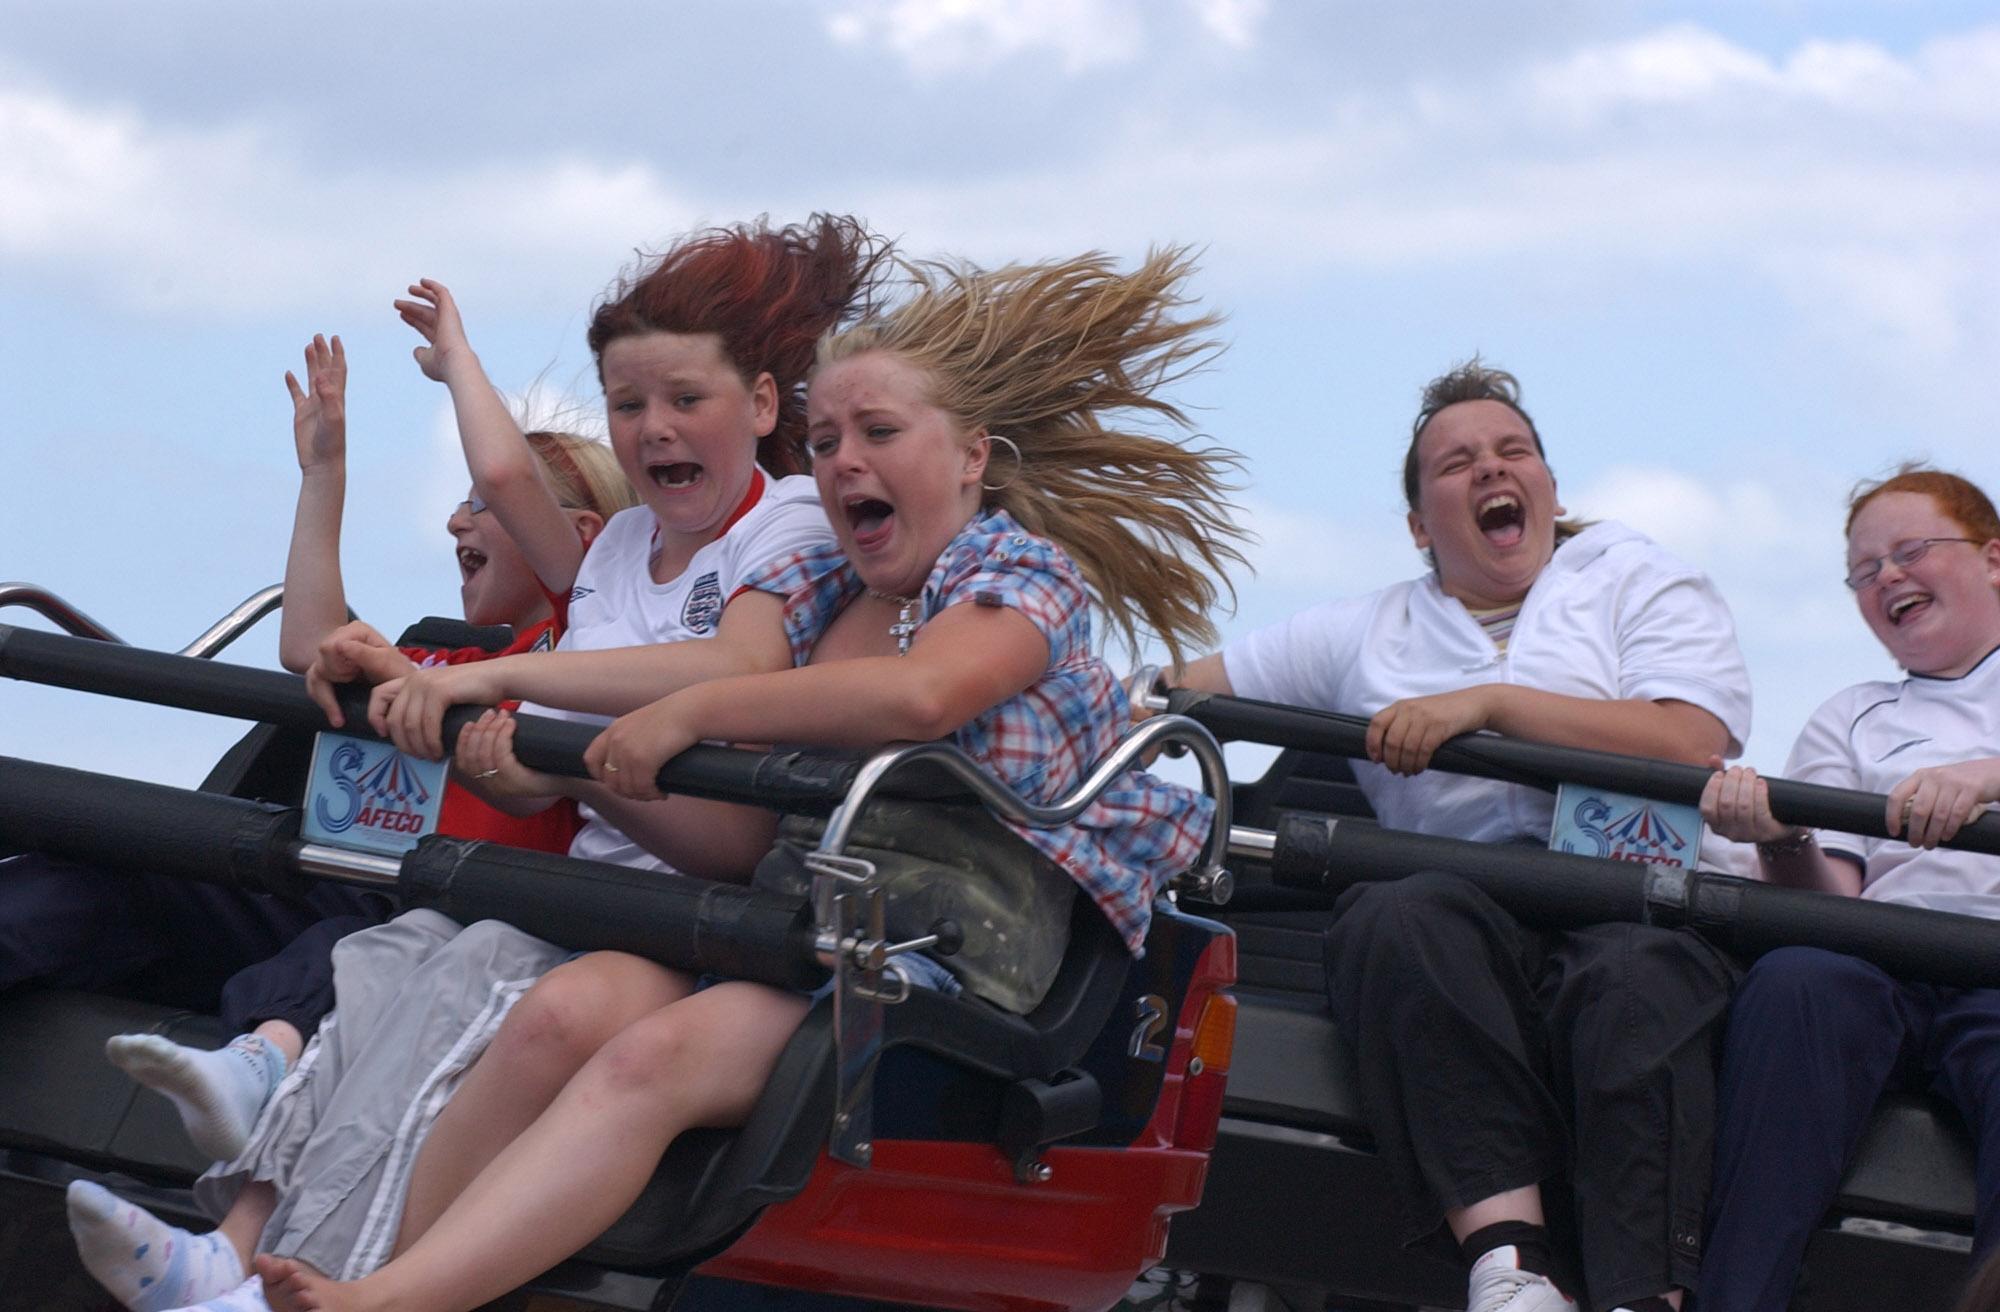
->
<box><xmin>401</xmin><ymin>837</ymin><xmax>826</xmax><ymax>992</ymax></box>
<box><xmin>0</xmin><ymin>754</ymin><xmax>825</xmax><ymax>991</ymax></box>
<box><xmin>0</xmin><ymin>624</ymin><xmax>930</xmax><ymax>814</ymax></box>
<box><xmin>1170</xmin><ymin>687</ymin><xmax>2000</xmax><ymax>857</ymax></box>
<box><xmin>1272</xmin><ymin>813</ymin><xmax>2000</xmax><ymax>989</ymax></box>
<box><xmin>0</xmin><ymin>756</ymin><xmax>305</xmax><ymax>897</ymax></box>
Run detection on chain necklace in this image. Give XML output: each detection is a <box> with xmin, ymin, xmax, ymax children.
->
<box><xmin>867</xmin><ymin>588</ymin><xmax>919</xmax><ymax>656</ymax></box>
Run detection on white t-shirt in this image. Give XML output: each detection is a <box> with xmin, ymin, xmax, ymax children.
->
<box><xmin>1223</xmin><ymin>520</ymin><xmax>1753</xmax><ymax>851</ymax></box>
<box><xmin>525</xmin><ymin>470</ymin><xmax>835</xmax><ymax>871</ymax></box>
<box><xmin>1786</xmin><ymin>644</ymin><xmax>2000</xmax><ymax>918</ymax></box>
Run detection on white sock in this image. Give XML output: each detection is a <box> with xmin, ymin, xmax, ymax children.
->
<box><xmin>107</xmin><ymin>1032</ymin><xmax>286</xmax><ymax>1161</ymax></box>
<box><xmin>165</xmin><ymin>1273</ymin><xmax>272</xmax><ymax>1311</ymax></box>
<box><xmin>66</xmin><ymin>1180</ymin><xmax>246</xmax><ymax>1312</ymax></box>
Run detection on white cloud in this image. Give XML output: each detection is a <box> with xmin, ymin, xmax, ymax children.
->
<box><xmin>0</xmin><ymin>85</ymin><xmax>705</xmax><ymax>317</ymax></box>
<box><xmin>1188</xmin><ymin>0</ymin><xmax>1267</xmax><ymax>50</ymax></box>
<box><xmin>1520</xmin><ymin>24</ymin><xmax>1951</xmax><ymax>119</ymax></box>
<box><xmin>4</xmin><ymin>20</ymin><xmax>1995</xmax><ymax>407</ymax></box>
<box><xmin>1528</xmin><ymin>22</ymin><xmax>1999</xmax><ymax>124</ymax></box>
<box><xmin>1231</xmin><ymin>493</ymin><xmax>1410</xmax><ymax>600</ymax></box>
<box><xmin>824</xmin><ymin>0</ymin><xmax>1144</xmax><ymax>75</ymax></box>
<box><xmin>821</xmin><ymin>0</ymin><xmax>1264</xmax><ymax>75</ymax></box>
<box><xmin>1531</xmin><ymin>23</ymin><xmax>1784</xmax><ymax>112</ymax></box>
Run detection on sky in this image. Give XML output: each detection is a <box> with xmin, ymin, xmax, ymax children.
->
<box><xmin>2</xmin><ymin>0</ymin><xmax>1997</xmax><ymax>793</ymax></box>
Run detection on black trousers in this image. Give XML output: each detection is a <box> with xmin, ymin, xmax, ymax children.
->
<box><xmin>0</xmin><ymin>851</ymin><xmax>390</xmax><ymax>1036</ymax></box>
<box><xmin>1324</xmin><ymin>870</ymin><xmax>1740</xmax><ymax>1312</ymax></box>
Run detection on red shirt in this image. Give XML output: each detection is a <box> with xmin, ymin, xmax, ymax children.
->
<box><xmin>399</xmin><ymin>610</ymin><xmax>582</xmax><ymax>856</ymax></box>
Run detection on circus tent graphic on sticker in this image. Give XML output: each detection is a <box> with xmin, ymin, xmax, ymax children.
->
<box><xmin>1604</xmin><ymin>803</ymin><xmax>1690</xmax><ymax>857</ymax></box>
<box><xmin>357</xmin><ymin>751</ymin><xmax>434</xmax><ymax>807</ymax></box>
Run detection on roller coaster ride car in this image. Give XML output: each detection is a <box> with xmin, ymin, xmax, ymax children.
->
<box><xmin>7</xmin><ymin>587</ymin><xmax>2000</xmax><ymax>1311</ymax></box>
<box><xmin>1155</xmin><ymin>687</ymin><xmax>2000</xmax><ymax>1312</ymax></box>
<box><xmin>0</xmin><ymin>590</ymin><xmax>1236</xmax><ymax>1312</ymax></box>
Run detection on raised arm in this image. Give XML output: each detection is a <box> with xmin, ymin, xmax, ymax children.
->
<box><xmin>586</xmin><ymin>602</ymin><xmax>1051</xmax><ymax>800</ymax></box>
<box><xmin>396</xmin><ymin>279</ymin><xmax>588</xmax><ymax>593</ymax></box>
<box><xmin>278</xmin><ymin>335</ymin><xmax>353</xmax><ymax>672</ymax></box>
<box><xmin>365</xmin><ymin>591</ymin><xmax>797</xmax><ymax>760</ymax></box>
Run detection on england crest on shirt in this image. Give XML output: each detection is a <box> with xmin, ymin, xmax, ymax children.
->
<box><xmin>681</xmin><ymin>572</ymin><xmax>723</xmax><ymax>633</ymax></box>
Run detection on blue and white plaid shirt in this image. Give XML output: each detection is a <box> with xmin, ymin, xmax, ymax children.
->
<box><xmin>744</xmin><ymin>509</ymin><xmax>1214</xmax><ymax>952</ymax></box>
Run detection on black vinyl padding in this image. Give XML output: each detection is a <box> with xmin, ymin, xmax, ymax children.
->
<box><xmin>0</xmin><ymin>991</ymin><xmax>228</xmax><ymax>1180</ymax></box>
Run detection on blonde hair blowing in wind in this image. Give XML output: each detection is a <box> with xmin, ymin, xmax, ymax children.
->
<box><xmin>817</xmin><ymin>247</ymin><xmax>1248</xmax><ymax>666</ymax></box>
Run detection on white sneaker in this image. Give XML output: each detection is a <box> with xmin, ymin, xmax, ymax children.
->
<box><xmin>1467</xmin><ymin>1245</ymin><xmax>1578</xmax><ymax>1312</ymax></box>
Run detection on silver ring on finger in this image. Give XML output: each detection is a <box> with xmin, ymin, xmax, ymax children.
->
<box><xmin>474</xmin><ymin>768</ymin><xmax>500</xmax><ymax>779</ymax></box>
<box><xmin>604</xmin><ymin>761</ymin><xmax>620</xmax><ymax>774</ymax></box>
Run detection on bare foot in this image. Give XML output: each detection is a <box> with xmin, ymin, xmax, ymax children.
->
<box><xmin>253</xmin><ymin>1253</ymin><xmax>354</xmax><ymax>1312</ymax></box>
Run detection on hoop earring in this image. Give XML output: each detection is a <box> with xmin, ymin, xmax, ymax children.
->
<box><xmin>981</xmin><ymin>434</ymin><xmax>1022</xmax><ymax>492</ymax></box>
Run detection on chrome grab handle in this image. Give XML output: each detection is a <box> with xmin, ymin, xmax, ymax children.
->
<box><xmin>0</xmin><ymin>582</ymin><xmax>288</xmax><ymax>659</ymax></box>
<box><xmin>816</xmin><ymin>712</ymin><xmax>1234</xmax><ymax>876</ymax></box>
<box><xmin>178</xmin><ymin>584</ymin><xmax>286</xmax><ymax>658</ymax></box>
<box><xmin>0</xmin><ymin>584</ymin><xmax>125</xmax><ymax>644</ymax></box>
<box><xmin>814</xmin><ymin>713</ymin><xmax>1234</xmax><ymax>1170</ymax></box>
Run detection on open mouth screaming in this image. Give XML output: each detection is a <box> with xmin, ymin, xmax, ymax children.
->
<box><xmin>457</xmin><ymin>546</ymin><xmax>487</xmax><ymax>583</ymax></box>
<box><xmin>843</xmin><ymin>495</ymin><xmax>896</xmax><ymax>547</ymax></box>
<box><xmin>1475</xmin><ymin>493</ymin><xmax>1526</xmax><ymax>547</ymax></box>
<box><xmin>647</xmin><ymin>460</ymin><xmax>704</xmax><ymax>491</ymax></box>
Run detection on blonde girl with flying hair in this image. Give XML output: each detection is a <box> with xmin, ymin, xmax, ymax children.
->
<box><xmin>253</xmin><ymin>247</ymin><xmax>1248</xmax><ymax>1312</ymax></box>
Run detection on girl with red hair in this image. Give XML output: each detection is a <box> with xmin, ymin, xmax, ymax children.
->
<box><xmin>1699</xmin><ymin>465</ymin><xmax>2000</xmax><ymax>1310</ymax></box>
<box><xmin>251</xmin><ymin>247</ymin><xmax>1243</xmax><ymax>1312</ymax></box>
<box><xmin>68</xmin><ymin>216</ymin><xmax>890</xmax><ymax>1312</ymax></box>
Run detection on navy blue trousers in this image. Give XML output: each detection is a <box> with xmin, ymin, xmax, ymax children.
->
<box><xmin>1701</xmin><ymin>946</ymin><xmax>2000</xmax><ymax>1312</ymax></box>
<box><xmin>0</xmin><ymin>851</ymin><xmax>390</xmax><ymax>1036</ymax></box>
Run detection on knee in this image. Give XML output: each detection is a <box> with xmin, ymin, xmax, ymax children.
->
<box><xmin>1572</xmin><ymin>924</ymin><xmax>1734</xmax><ymax>1004</ymax></box>
<box><xmin>1740</xmin><ymin>947</ymin><xmax>1880</xmax><ymax>1007</ymax></box>
<box><xmin>588</xmin><ymin>1010</ymin><xmax>698</xmax><ymax>1098</ymax></box>
<box><xmin>1733</xmin><ymin>948</ymin><xmax>1893</xmax><ymax>1031</ymax></box>
<box><xmin>1327</xmin><ymin>871</ymin><xmax>1498</xmax><ymax>966</ymax></box>
<box><xmin>1324</xmin><ymin>872</ymin><xmax>1505</xmax><ymax>1006</ymax></box>
<box><xmin>488</xmin><ymin>960</ymin><xmax>632</xmax><ymax>1077</ymax></box>
<box><xmin>1333</xmin><ymin>870</ymin><xmax>1481</xmax><ymax>934</ymax></box>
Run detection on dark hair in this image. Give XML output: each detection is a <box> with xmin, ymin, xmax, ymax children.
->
<box><xmin>1400</xmin><ymin>356</ymin><xmax>1545</xmax><ymax>512</ymax></box>
<box><xmin>586</xmin><ymin>214</ymin><xmax>891</xmax><ymax>475</ymax></box>
<box><xmin>1847</xmin><ymin>463</ymin><xmax>2000</xmax><ymax>543</ymax></box>
<box><xmin>1400</xmin><ymin>356</ymin><xmax>1588</xmax><ymax>556</ymax></box>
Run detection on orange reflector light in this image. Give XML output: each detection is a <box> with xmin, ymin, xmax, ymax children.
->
<box><xmin>1190</xmin><ymin>992</ymin><xmax>1237</xmax><ymax>1074</ymax></box>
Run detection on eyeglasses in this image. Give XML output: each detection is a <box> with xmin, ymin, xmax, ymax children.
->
<box><xmin>1844</xmin><ymin>538</ymin><xmax>1981</xmax><ymax>590</ymax></box>
<box><xmin>454</xmin><ymin>492</ymin><xmax>589</xmax><ymax>518</ymax></box>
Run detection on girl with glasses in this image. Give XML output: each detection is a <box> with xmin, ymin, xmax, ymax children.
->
<box><xmin>1699</xmin><ymin>465</ymin><xmax>2000</xmax><ymax>1311</ymax></box>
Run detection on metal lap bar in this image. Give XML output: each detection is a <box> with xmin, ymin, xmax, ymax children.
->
<box><xmin>0</xmin><ymin>581</ymin><xmax>289</xmax><ymax>659</ymax></box>
<box><xmin>178</xmin><ymin>584</ymin><xmax>287</xmax><ymax>658</ymax></box>
<box><xmin>0</xmin><ymin>583</ymin><xmax>125</xmax><ymax>644</ymax></box>
<box><xmin>813</xmin><ymin>714</ymin><xmax>1232</xmax><ymax>1166</ymax></box>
